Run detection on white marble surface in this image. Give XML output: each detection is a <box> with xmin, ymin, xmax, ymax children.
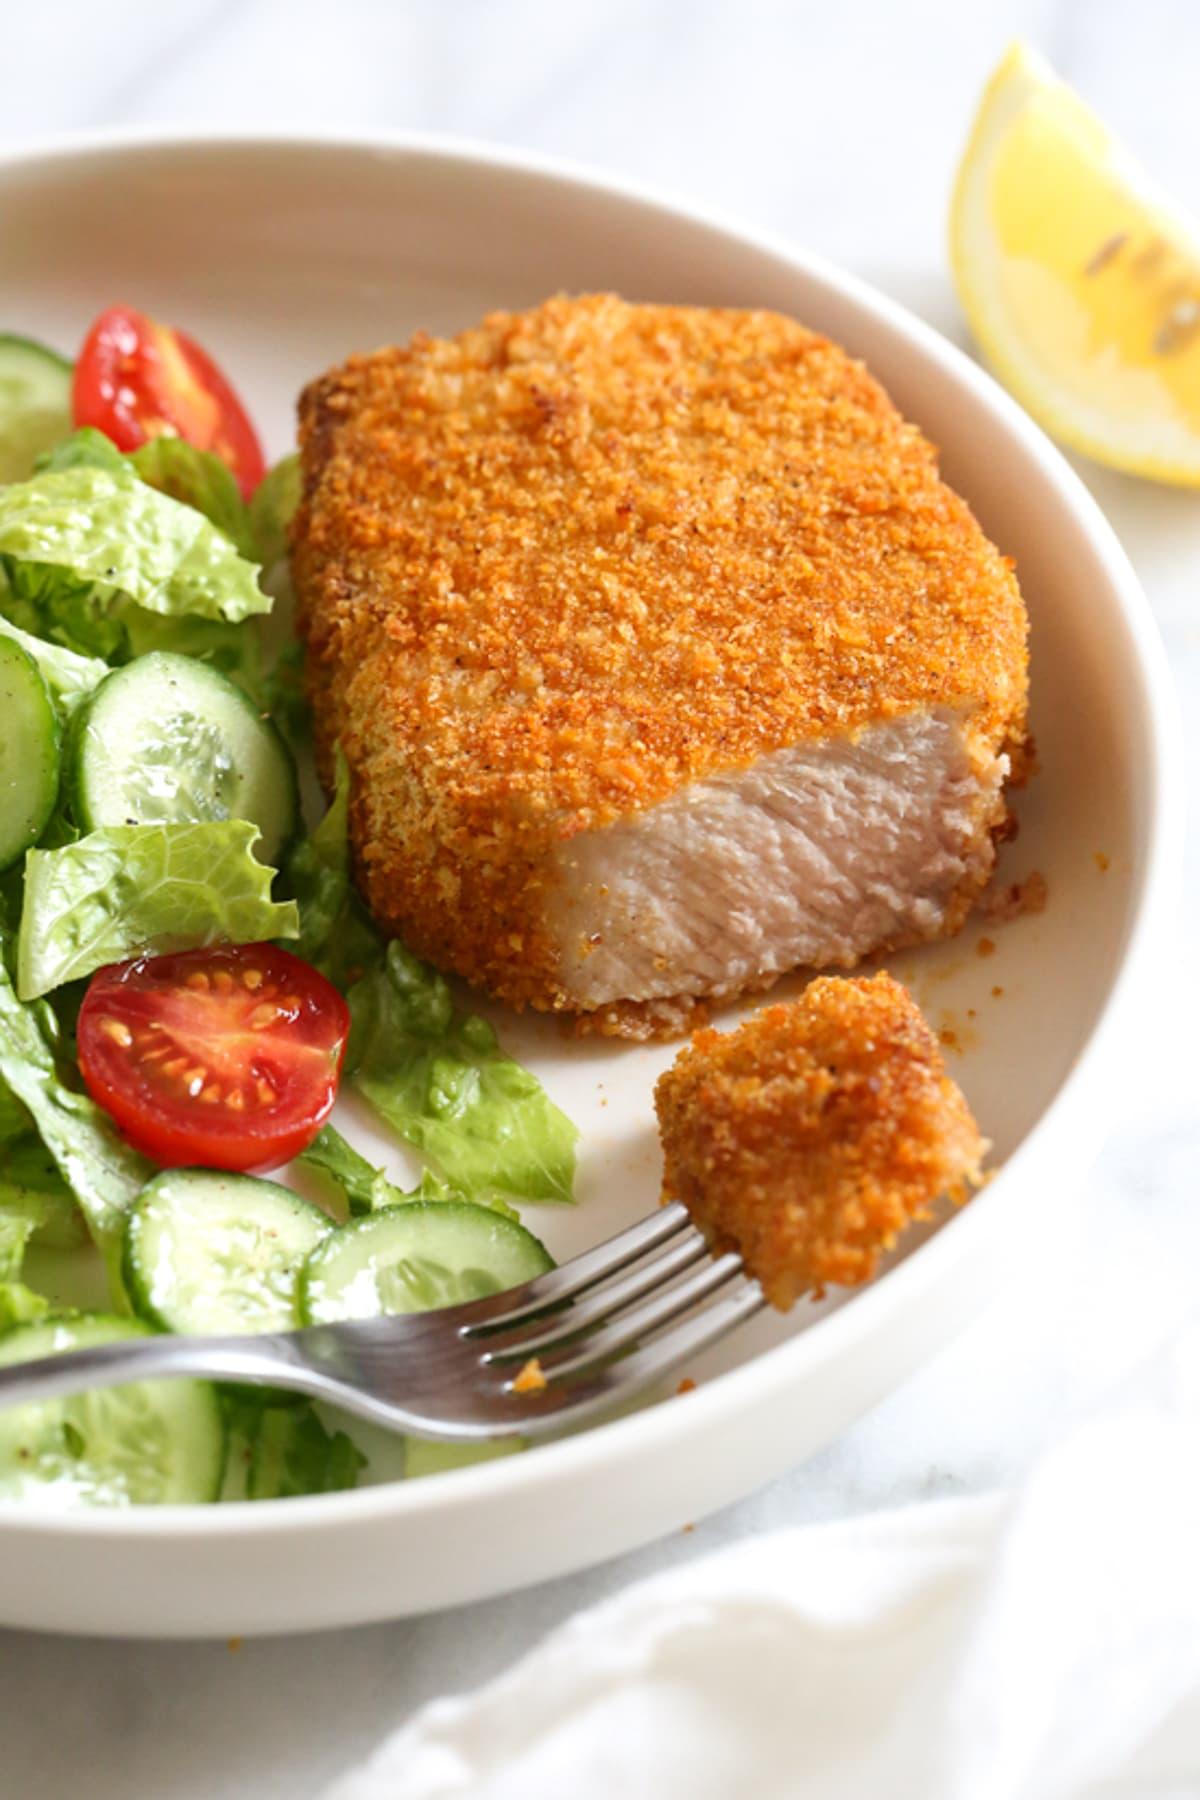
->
<box><xmin>4</xmin><ymin>1</ymin><xmax>1200</xmax><ymax>1793</ymax></box>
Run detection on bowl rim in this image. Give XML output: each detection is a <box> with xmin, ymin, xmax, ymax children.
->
<box><xmin>0</xmin><ymin>123</ymin><xmax>1184</xmax><ymax>1542</ymax></box>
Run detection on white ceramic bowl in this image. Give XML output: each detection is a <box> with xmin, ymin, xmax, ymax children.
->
<box><xmin>0</xmin><ymin>132</ymin><xmax>1182</xmax><ymax>1638</ymax></box>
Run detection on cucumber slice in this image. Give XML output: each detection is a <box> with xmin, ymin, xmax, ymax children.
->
<box><xmin>299</xmin><ymin>1200</ymin><xmax>554</xmax><ymax>1325</ymax></box>
<box><xmin>0</xmin><ymin>635</ymin><xmax>59</xmax><ymax>869</ymax></box>
<box><xmin>0</xmin><ymin>1314</ymin><xmax>225</xmax><ymax>1506</ymax></box>
<box><xmin>0</xmin><ymin>333</ymin><xmax>73</xmax><ymax>484</ymax></box>
<box><xmin>70</xmin><ymin>651</ymin><xmax>298</xmax><ymax>866</ymax></box>
<box><xmin>125</xmin><ymin>1170</ymin><xmax>330</xmax><ymax>1337</ymax></box>
<box><xmin>404</xmin><ymin>1435</ymin><xmax>519</xmax><ymax>1479</ymax></box>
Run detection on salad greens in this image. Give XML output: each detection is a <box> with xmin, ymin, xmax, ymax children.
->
<box><xmin>299</xmin><ymin>1122</ymin><xmax>518</xmax><ymax>1221</ymax></box>
<box><xmin>0</xmin><ymin>1185</ymin><xmax>53</xmax><ymax>1327</ymax></box>
<box><xmin>129</xmin><ymin>437</ymin><xmax>257</xmax><ymax>558</ymax></box>
<box><xmin>0</xmin><ymin>611</ymin><xmax>107</xmax><ymax>715</ymax></box>
<box><xmin>247</xmin><ymin>452</ymin><xmax>301</xmax><ymax>568</ymax></box>
<box><xmin>221</xmin><ymin>1395</ymin><xmax>365</xmax><ymax>1501</ymax></box>
<box><xmin>18</xmin><ymin>822</ymin><xmax>299</xmax><ymax>999</ymax></box>
<box><xmin>0</xmin><ymin>327</ymin><xmax>579</xmax><ymax>1510</ymax></box>
<box><xmin>0</xmin><ymin>1137</ymin><xmax>87</xmax><ymax>1250</ymax></box>
<box><xmin>286</xmin><ymin>752</ymin><xmax>381</xmax><ymax>988</ymax></box>
<box><xmin>0</xmin><ymin>463</ymin><xmax>267</xmax><ymax>659</ymax></box>
<box><xmin>298</xmin><ymin>1124</ymin><xmax>406</xmax><ymax>1215</ymax></box>
<box><xmin>348</xmin><ymin>941</ymin><xmax>578</xmax><ymax>1207</ymax></box>
<box><xmin>0</xmin><ymin>935</ymin><xmax>150</xmax><ymax>1251</ymax></box>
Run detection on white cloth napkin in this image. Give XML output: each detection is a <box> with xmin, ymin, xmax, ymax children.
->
<box><xmin>326</xmin><ymin>1329</ymin><xmax>1200</xmax><ymax>1800</ymax></box>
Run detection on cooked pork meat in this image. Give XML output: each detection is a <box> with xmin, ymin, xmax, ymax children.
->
<box><xmin>292</xmin><ymin>295</ymin><xmax>1029</xmax><ymax>1036</ymax></box>
<box><xmin>654</xmin><ymin>973</ymin><xmax>987</xmax><ymax>1310</ymax></box>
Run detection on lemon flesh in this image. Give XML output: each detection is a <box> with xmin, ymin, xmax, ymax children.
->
<box><xmin>951</xmin><ymin>41</ymin><xmax>1200</xmax><ymax>486</ymax></box>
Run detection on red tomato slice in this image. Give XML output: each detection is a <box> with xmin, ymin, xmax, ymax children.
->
<box><xmin>72</xmin><ymin>304</ymin><xmax>266</xmax><ymax>499</ymax></box>
<box><xmin>78</xmin><ymin>945</ymin><xmax>349</xmax><ymax>1173</ymax></box>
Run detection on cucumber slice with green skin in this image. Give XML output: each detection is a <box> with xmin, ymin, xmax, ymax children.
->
<box><xmin>70</xmin><ymin>651</ymin><xmax>298</xmax><ymax>866</ymax></box>
<box><xmin>0</xmin><ymin>635</ymin><xmax>60</xmax><ymax>870</ymax></box>
<box><xmin>299</xmin><ymin>1200</ymin><xmax>555</xmax><ymax>1326</ymax></box>
<box><xmin>125</xmin><ymin>1170</ymin><xmax>331</xmax><ymax>1338</ymax></box>
<box><xmin>404</xmin><ymin>1435</ymin><xmax>520</xmax><ymax>1479</ymax></box>
<box><xmin>0</xmin><ymin>1314</ymin><xmax>225</xmax><ymax>1506</ymax></box>
<box><xmin>0</xmin><ymin>333</ymin><xmax>73</xmax><ymax>484</ymax></box>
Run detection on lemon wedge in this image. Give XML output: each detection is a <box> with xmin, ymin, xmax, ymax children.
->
<box><xmin>951</xmin><ymin>40</ymin><xmax>1200</xmax><ymax>486</ymax></box>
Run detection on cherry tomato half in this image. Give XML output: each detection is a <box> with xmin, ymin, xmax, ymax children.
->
<box><xmin>78</xmin><ymin>944</ymin><xmax>350</xmax><ymax>1173</ymax></box>
<box><xmin>72</xmin><ymin>304</ymin><xmax>266</xmax><ymax>498</ymax></box>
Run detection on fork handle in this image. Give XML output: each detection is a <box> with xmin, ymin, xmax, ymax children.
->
<box><xmin>0</xmin><ymin>1331</ymin><xmax>311</xmax><ymax>1410</ymax></box>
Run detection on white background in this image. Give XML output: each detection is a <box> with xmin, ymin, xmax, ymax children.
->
<box><xmin>4</xmin><ymin>2</ymin><xmax>1200</xmax><ymax>1794</ymax></box>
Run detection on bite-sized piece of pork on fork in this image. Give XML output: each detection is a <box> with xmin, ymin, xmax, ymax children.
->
<box><xmin>655</xmin><ymin>972</ymin><xmax>987</xmax><ymax>1311</ymax></box>
<box><xmin>292</xmin><ymin>294</ymin><xmax>1029</xmax><ymax>1037</ymax></box>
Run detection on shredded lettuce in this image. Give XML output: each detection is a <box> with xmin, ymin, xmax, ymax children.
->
<box><xmin>348</xmin><ymin>942</ymin><xmax>578</xmax><ymax>1207</ymax></box>
<box><xmin>0</xmin><ymin>942</ymin><xmax>150</xmax><ymax>1251</ymax></box>
<box><xmin>18</xmin><ymin>821</ymin><xmax>300</xmax><ymax>999</ymax></box>
<box><xmin>0</xmin><ymin>462</ymin><xmax>268</xmax><ymax>659</ymax></box>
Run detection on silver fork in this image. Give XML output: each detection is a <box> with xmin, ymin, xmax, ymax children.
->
<box><xmin>0</xmin><ymin>1206</ymin><xmax>765</xmax><ymax>1441</ymax></box>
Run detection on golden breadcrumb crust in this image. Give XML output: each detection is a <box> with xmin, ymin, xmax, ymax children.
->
<box><xmin>292</xmin><ymin>295</ymin><xmax>1029</xmax><ymax>1021</ymax></box>
<box><xmin>654</xmin><ymin>973</ymin><xmax>986</xmax><ymax>1310</ymax></box>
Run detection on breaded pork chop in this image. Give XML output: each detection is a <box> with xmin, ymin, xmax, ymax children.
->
<box><xmin>293</xmin><ymin>295</ymin><xmax>1029</xmax><ymax>1035</ymax></box>
<box><xmin>655</xmin><ymin>974</ymin><xmax>986</xmax><ymax>1310</ymax></box>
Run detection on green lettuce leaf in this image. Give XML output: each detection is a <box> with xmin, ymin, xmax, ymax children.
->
<box><xmin>285</xmin><ymin>752</ymin><xmax>381</xmax><ymax>989</ymax></box>
<box><xmin>37</xmin><ymin>427</ymin><xmax>253</xmax><ymax>553</ymax></box>
<box><xmin>259</xmin><ymin>636</ymin><xmax>309</xmax><ymax>750</ymax></box>
<box><xmin>18</xmin><ymin>821</ymin><xmax>300</xmax><ymax>999</ymax></box>
<box><xmin>0</xmin><ymin>1079</ymin><xmax>29</xmax><ymax>1147</ymax></box>
<box><xmin>248</xmin><ymin>453</ymin><xmax>301</xmax><ymax>568</ymax></box>
<box><xmin>0</xmin><ymin>1135</ymin><xmax>86</xmax><ymax>1250</ymax></box>
<box><xmin>35</xmin><ymin>427</ymin><xmax>125</xmax><ymax>477</ymax></box>
<box><xmin>0</xmin><ymin>608</ymin><xmax>107</xmax><ymax>716</ymax></box>
<box><xmin>297</xmin><ymin>1124</ymin><xmax>395</xmax><ymax>1216</ymax></box>
<box><xmin>219</xmin><ymin>1396</ymin><xmax>361</xmax><ymax>1497</ymax></box>
<box><xmin>0</xmin><ymin>1187</ymin><xmax>50</xmax><ymax>1329</ymax></box>
<box><xmin>0</xmin><ymin>1191</ymin><xmax>39</xmax><ymax>1280</ymax></box>
<box><xmin>0</xmin><ymin>1282</ymin><xmax>50</xmax><ymax>1330</ymax></box>
<box><xmin>0</xmin><ymin>946</ymin><xmax>150</xmax><ymax>1251</ymax></box>
<box><xmin>0</xmin><ymin>1144</ymin><xmax>68</xmax><ymax>1331</ymax></box>
<box><xmin>348</xmin><ymin>941</ymin><xmax>578</xmax><ymax>1207</ymax></box>
<box><xmin>123</xmin><ymin>608</ymin><xmax>265</xmax><ymax>702</ymax></box>
<box><xmin>130</xmin><ymin>436</ymin><xmax>256</xmax><ymax>558</ymax></box>
<box><xmin>0</xmin><ymin>463</ymin><xmax>268</xmax><ymax>658</ymax></box>
<box><xmin>298</xmin><ymin>1124</ymin><xmax>518</xmax><ymax>1221</ymax></box>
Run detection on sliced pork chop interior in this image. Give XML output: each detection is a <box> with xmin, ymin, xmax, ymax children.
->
<box><xmin>551</xmin><ymin>708</ymin><xmax>1007</xmax><ymax>1012</ymax></box>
